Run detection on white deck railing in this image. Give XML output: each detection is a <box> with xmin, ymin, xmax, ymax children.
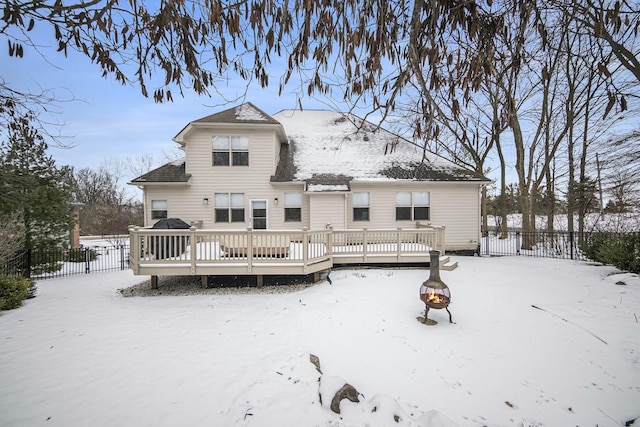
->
<box><xmin>128</xmin><ymin>226</ymin><xmax>445</xmax><ymax>277</ymax></box>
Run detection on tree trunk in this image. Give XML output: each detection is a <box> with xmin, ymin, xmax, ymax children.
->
<box><xmin>546</xmin><ymin>168</ymin><xmax>555</xmax><ymax>233</ymax></box>
<box><xmin>496</xmin><ymin>140</ymin><xmax>509</xmax><ymax>239</ymax></box>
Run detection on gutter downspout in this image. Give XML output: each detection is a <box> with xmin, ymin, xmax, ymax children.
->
<box><xmin>344</xmin><ymin>193</ymin><xmax>348</xmax><ymax>230</ymax></box>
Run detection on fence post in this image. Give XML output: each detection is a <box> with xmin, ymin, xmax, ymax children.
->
<box><xmin>120</xmin><ymin>245</ymin><xmax>126</xmax><ymax>270</ymax></box>
<box><xmin>483</xmin><ymin>231</ymin><xmax>489</xmax><ymax>256</ymax></box>
<box><xmin>569</xmin><ymin>231</ymin><xmax>574</xmax><ymax>260</ymax></box>
<box><xmin>26</xmin><ymin>249</ymin><xmax>32</xmax><ymax>279</ymax></box>
<box><xmin>85</xmin><ymin>248</ymin><xmax>91</xmax><ymax>274</ymax></box>
<box><xmin>516</xmin><ymin>232</ymin><xmax>521</xmax><ymax>256</ymax></box>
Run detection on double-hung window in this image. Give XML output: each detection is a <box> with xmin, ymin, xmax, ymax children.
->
<box><xmin>284</xmin><ymin>192</ymin><xmax>302</xmax><ymax>222</ymax></box>
<box><xmin>214</xmin><ymin>193</ymin><xmax>245</xmax><ymax>223</ymax></box>
<box><xmin>353</xmin><ymin>192</ymin><xmax>370</xmax><ymax>221</ymax></box>
<box><xmin>151</xmin><ymin>200</ymin><xmax>168</xmax><ymax>219</ymax></box>
<box><xmin>396</xmin><ymin>192</ymin><xmax>430</xmax><ymax>221</ymax></box>
<box><xmin>212</xmin><ymin>136</ymin><xmax>249</xmax><ymax>166</ymax></box>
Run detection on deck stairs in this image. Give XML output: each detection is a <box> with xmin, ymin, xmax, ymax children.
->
<box><xmin>439</xmin><ymin>256</ymin><xmax>458</xmax><ymax>271</ymax></box>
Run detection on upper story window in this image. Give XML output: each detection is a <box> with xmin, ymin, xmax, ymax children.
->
<box><xmin>284</xmin><ymin>192</ymin><xmax>302</xmax><ymax>222</ymax></box>
<box><xmin>214</xmin><ymin>193</ymin><xmax>245</xmax><ymax>222</ymax></box>
<box><xmin>212</xmin><ymin>136</ymin><xmax>249</xmax><ymax>166</ymax></box>
<box><xmin>151</xmin><ymin>200</ymin><xmax>168</xmax><ymax>219</ymax></box>
<box><xmin>396</xmin><ymin>191</ymin><xmax>430</xmax><ymax>221</ymax></box>
<box><xmin>353</xmin><ymin>192</ymin><xmax>370</xmax><ymax>221</ymax></box>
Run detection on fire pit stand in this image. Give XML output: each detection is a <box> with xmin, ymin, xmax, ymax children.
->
<box><xmin>418</xmin><ymin>250</ymin><xmax>453</xmax><ymax>325</ymax></box>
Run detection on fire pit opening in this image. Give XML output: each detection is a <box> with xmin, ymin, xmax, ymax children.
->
<box><xmin>419</xmin><ymin>250</ymin><xmax>452</xmax><ymax>325</ymax></box>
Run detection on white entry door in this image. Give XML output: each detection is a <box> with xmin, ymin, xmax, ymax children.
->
<box><xmin>251</xmin><ymin>200</ymin><xmax>267</xmax><ymax>229</ymax></box>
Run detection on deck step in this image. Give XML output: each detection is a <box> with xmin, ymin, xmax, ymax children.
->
<box><xmin>439</xmin><ymin>256</ymin><xmax>458</xmax><ymax>271</ymax></box>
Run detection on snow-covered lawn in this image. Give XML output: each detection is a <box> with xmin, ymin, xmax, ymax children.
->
<box><xmin>1</xmin><ymin>257</ymin><xmax>639</xmax><ymax>426</ymax></box>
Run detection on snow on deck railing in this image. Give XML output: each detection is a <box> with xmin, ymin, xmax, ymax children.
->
<box><xmin>128</xmin><ymin>226</ymin><xmax>445</xmax><ymax>275</ymax></box>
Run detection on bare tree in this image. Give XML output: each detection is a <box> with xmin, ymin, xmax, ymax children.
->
<box><xmin>72</xmin><ymin>164</ymin><xmax>141</xmax><ymax>235</ymax></box>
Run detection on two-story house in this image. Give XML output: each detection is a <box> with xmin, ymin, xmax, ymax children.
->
<box><xmin>129</xmin><ymin>103</ymin><xmax>489</xmax><ymax>254</ymax></box>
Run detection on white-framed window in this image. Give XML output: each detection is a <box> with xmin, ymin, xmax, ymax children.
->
<box><xmin>396</xmin><ymin>191</ymin><xmax>430</xmax><ymax>221</ymax></box>
<box><xmin>151</xmin><ymin>199</ymin><xmax>168</xmax><ymax>219</ymax></box>
<box><xmin>284</xmin><ymin>192</ymin><xmax>302</xmax><ymax>222</ymax></box>
<box><xmin>214</xmin><ymin>193</ymin><xmax>245</xmax><ymax>222</ymax></box>
<box><xmin>353</xmin><ymin>192</ymin><xmax>370</xmax><ymax>221</ymax></box>
<box><xmin>212</xmin><ymin>136</ymin><xmax>249</xmax><ymax>166</ymax></box>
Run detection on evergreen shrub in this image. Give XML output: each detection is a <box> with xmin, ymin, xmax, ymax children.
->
<box><xmin>581</xmin><ymin>232</ymin><xmax>640</xmax><ymax>274</ymax></box>
<box><xmin>0</xmin><ymin>275</ymin><xmax>34</xmax><ymax>310</ymax></box>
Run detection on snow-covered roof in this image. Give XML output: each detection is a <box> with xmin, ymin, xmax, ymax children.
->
<box><xmin>236</xmin><ymin>104</ymin><xmax>269</xmax><ymax>121</ymax></box>
<box><xmin>192</xmin><ymin>102</ymin><xmax>279</xmax><ymax>125</ymax></box>
<box><xmin>271</xmin><ymin>109</ymin><xmax>488</xmax><ymax>186</ymax></box>
<box><xmin>135</xmin><ymin>105</ymin><xmax>489</xmax><ymax>187</ymax></box>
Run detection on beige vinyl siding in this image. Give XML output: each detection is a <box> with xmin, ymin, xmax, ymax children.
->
<box><xmin>429</xmin><ymin>183</ymin><xmax>481</xmax><ymax>250</ymax></box>
<box><xmin>309</xmin><ymin>194</ymin><xmax>347</xmax><ymax>230</ymax></box>
<box><xmin>144</xmin><ymin>186</ymin><xmax>209</xmax><ymax>227</ymax></box>
<box><xmin>347</xmin><ymin>182</ymin><xmax>481</xmax><ymax>251</ymax></box>
<box><xmin>268</xmin><ymin>183</ymin><xmax>307</xmax><ymax>229</ymax></box>
<box><xmin>143</xmin><ymin>127</ymin><xmax>285</xmax><ymax>229</ymax></box>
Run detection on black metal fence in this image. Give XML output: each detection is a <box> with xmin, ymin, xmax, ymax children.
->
<box><xmin>481</xmin><ymin>229</ymin><xmax>633</xmax><ymax>260</ymax></box>
<box><xmin>0</xmin><ymin>246</ymin><xmax>130</xmax><ymax>279</ymax></box>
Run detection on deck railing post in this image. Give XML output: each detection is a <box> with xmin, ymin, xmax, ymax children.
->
<box><xmin>128</xmin><ymin>226</ymin><xmax>139</xmax><ymax>274</ymax></box>
<box><xmin>247</xmin><ymin>227</ymin><xmax>253</xmax><ymax>274</ymax></box>
<box><xmin>362</xmin><ymin>228</ymin><xmax>368</xmax><ymax>262</ymax></box>
<box><xmin>397</xmin><ymin>228</ymin><xmax>402</xmax><ymax>262</ymax></box>
<box><xmin>327</xmin><ymin>226</ymin><xmax>334</xmax><ymax>263</ymax></box>
<box><xmin>190</xmin><ymin>226</ymin><xmax>197</xmax><ymax>274</ymax></box>
<box><xmin>302</xmin><ymin>227</ymin><xmax>309</xmax><ymax>273</ymax></box>
<box><xmin>437</xmin><ymin>226</ymin><xmax>445</xmax><ymax>253</ymax></box>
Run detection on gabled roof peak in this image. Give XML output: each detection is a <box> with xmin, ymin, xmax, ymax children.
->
<box><xmin>173</xmin><ymin>102</ymin><xmax>284</xmax><ymax>144</ymax></box>
<box><xmin>193</xmin><ymin>102</ymin><xmax>280</xmax><ymax>125</ymax></box>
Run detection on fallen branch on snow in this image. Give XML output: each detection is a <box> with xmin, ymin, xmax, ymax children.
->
<box><xmin>531</xmin><ymin>305</ymin><xmax>608</xmax><ymax>345</ymax></box>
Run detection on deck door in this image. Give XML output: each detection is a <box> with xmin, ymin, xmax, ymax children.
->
<box><xmin>251</xmin><ymin>200</ymin><xmax>268</xmax><ymax>229</ymax></box>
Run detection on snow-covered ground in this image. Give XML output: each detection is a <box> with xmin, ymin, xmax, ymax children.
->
<box><xmin>1</xmin><ymin>257</ymin><xmax>639</xmax><ymax>426</ymax></box>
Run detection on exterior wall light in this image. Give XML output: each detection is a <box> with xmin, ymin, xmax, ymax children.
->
<box><xmin>203</xmin><ymin>198</ymin><xmax>209</xmax><ymax>205</ymax></box>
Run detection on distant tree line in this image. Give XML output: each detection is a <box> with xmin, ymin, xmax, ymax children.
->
<box><xmin>72</xmin><ymin>164</ymin><xmax>143</xmax><ymax>237</ymax></box>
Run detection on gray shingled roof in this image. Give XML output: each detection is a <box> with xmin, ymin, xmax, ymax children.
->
<box><xmin>192</xmin><ymin>102</ymin><xmax>280</xmax><ymax>125</ymax></box>
<box><xmin>129</xmin><ymin>159</ymin><xmax>190</xmax><ymax>184</ymax></box>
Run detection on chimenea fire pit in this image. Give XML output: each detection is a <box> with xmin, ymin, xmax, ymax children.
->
<box><xmin>419</xmin><ymin>250</ymin><xmax>452</xmax><ymax>325</ymax></box>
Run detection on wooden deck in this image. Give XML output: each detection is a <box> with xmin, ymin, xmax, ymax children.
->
<box><xmin>128</xmin><ymin>226</ymin><xmax>451</xmax><ymax>280</ymax></box>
